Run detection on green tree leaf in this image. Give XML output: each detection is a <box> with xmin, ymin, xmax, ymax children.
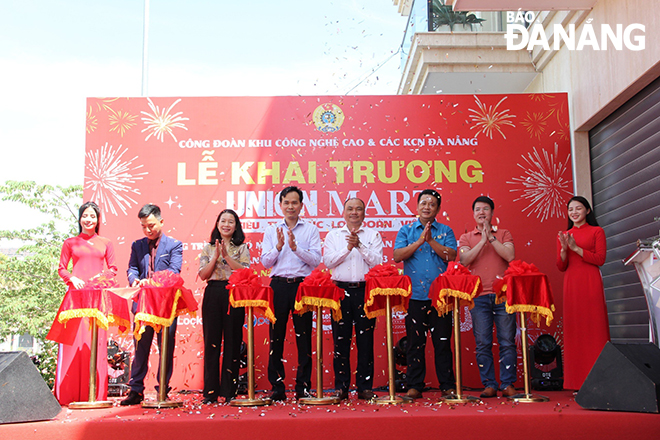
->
<box><xmin>0</xmin><ymin>180</ymin><xmax>83</xmax><ymax>387</ymax></box>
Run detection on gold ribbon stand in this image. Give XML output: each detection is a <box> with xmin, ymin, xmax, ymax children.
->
<box><xmin>142</xmin><ymin>323</ymin><xmax>182</xmax><ymax>408</ymax></box>
<box><xmin>299</xmin><ymin>306</ymin><xmax>340</xmax><ymax>405</ymax></box>
<box><xmin>69</xmin><ymin>319</ymin><xmax>113</xmax><ymax>409</ymax></box>
<box><xmin>376</xmin><ymin>295</ymin><xmax>411</xmax><ymax>405</ymax></box>
<box><xmin>507</xmin><ymin>311</ymin><xmax>548</xmax><ymax>403</ymax></box>
<box><xmin>439</xmin><ymin>296</ymin><xmax>480</xmax><ymax>403</ymax></box>
<box><xmin>231</xmin><ymin>306</ymin><xmax>272</xmax><ymax>406</ymax></box>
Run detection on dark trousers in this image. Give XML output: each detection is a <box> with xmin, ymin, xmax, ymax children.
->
<box><xmin>128</xmin><ymin>302</ymin><xmax>177</xmax><ymax>394</ymax></box>
<box><xmin>267</xmin><ymin>278</ymin><xmax>312</xmax><ymax>394</ymax></box>
<box><xmin>202</xmin><ymin>280</ymin><xmax>245</xmax><ymax>400</ymax></box>
<box><xmin>331</xmin><ymin>285</ymin><xmax>375</xmax><ymax>392</ymax></box>
<box><xmin>405</xmin><ymin>299</ymin><xmax>455</xmax><ymax>392</ymax></box>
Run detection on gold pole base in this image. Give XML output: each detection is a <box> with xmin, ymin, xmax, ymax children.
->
<box><xmin>141</xmin><ymin>399</ymin><xmax>183</xmax><ymax>409</ymax></box>
<box><xmin>230</xmin><ymin>397</ymin><xmax>272</xmax><ymax>407</ymax></box>
<box><xmin>69</xmin><ymin>400</ymin><xmax>113</xmax><ymax>410</ymax></box>
<box><xmin>508</xmin><ymin>393</ymin><xmax>549</xmax><ymax>403</ymax></box>
<box><xmin>375</xmin><ymin>395</ymin><xmax>412</xmax><ymax>405</ymax></box>
<box><xmin>438</xmin><ymin>394</ymin><xmax>481</xmax><ymax>404</ymax></box>
<box><xmin>298</xmin><ymin>396</ymin><xmax>340</xmax><ymax>405</ymax></box>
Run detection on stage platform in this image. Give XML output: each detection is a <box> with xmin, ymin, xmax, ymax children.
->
<box><xmin>2</xmin><ymin>390</ymin><xmax>658</xmax><ymax>440</ymax></box>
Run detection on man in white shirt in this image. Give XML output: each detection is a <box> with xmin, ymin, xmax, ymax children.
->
<box><xmin>323</xmin><ymin>198</ymin><xmax>383</xmax><ymax>401</ymax></box>
<box><xmin>261</xmin><ymin>186</ymin><xmax>322</xmax><ymax>401</ymax></box>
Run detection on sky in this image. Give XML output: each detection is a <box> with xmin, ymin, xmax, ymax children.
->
<box><xmin>0</xmin><ymin>0</ymin><xmax>408</xmax><ymax>233</ymax></box>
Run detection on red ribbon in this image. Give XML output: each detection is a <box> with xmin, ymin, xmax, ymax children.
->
<box><xmin>443</xmin><ymin>262</ymin><xmax>473</xmax><ymax>276</ymax></box>
<box><xmin>228</xmin><ymin>268</ymin><xmax>263</xmax><ymax>288</ymax></box>
<box><xmin>493</xmin><ymin>260</ymin><xmax>555</xmax><ymax>327</ymax></box>
<box><xmin>493</xmin><ymin>260</ymin><xmax>539</xmax><ymax>294</ymax></box>
<box><xmin>144</xmin><ymin>270</ymin><xmax>185</xmax><ymax>287</ymax></box>
<box><xmin>300</xmin><ymin>268</ymin><xmax>335</xmax><ymax>287</ymax></box>
<box><xmin>85</xmin><ymin>270</ymin><xmax>119</xmax><ymax>289</ymax></box>
<box><xmin>365</xmin><ymin>264</ymin><xmax>400</xmax><ymax>280</ymax></box>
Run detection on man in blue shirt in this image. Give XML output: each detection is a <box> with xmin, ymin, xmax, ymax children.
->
<box><xmin>394</xmin><ymin>189</ymin><xmax>457</xmax><ymax>400</ymax></box>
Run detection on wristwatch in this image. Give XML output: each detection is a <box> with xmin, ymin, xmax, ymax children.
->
<box><xmin>489</xmin><ymin>237</ymin><xmax>497</xmax><ymax>243</ymax></box>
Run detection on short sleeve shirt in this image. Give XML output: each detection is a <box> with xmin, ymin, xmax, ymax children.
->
<box><xmin>394</xmin><ymin>219</ymin><xmax>457</xmax><ymax>301</ymax></box>
<box><xmin>458</xmin><ymin>228</ymin><xmax>513</xmax><ymax>294</ymax></box>
<box><xmin>199</xmin><ymin>242</ymin><xmax>250</xmax><ymax>281</ymax></box>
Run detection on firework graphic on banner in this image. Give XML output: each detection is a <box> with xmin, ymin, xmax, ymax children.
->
<box><xmin>507</xmin><ymin>145</ymin><xmax>573</xmax><ymax>221</ymax></box>
<box><xmin>86</xmin><ymin>106</ymin><xmax>98</xmax><ymax>134</ymax></box>
<box><xmin>85</xmin><ymin>143</ymin><xmax>148</xmax><ymax>216</ymax></box>
<box><xmin>520</xmin><ymin>111</ymin><xmax>551</xmax><ymax>140</ymax></box>
<box><xmin>141</xmin><ymin>98</ymin><xmax>189</xmax><ymax>142</ymax></box>
<box><xmin>108</xmin><ymin>108</ymin><xmax>138</xmax><ymax>137</ymax></box>
<box><xmin>468</xmin><ymin>96</ymin><xmax>516</xmax><ymax>139</ymax></box>
<box><xmin>96</xmin><ymin>97</ymin><xmax>121</xmax><ymax>113</ymax></box>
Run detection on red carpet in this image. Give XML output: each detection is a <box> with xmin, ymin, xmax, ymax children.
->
<box><xmin>1</xmin><ymin>390</ymin><xmax>658</xmax><ymax>440</ymax></box>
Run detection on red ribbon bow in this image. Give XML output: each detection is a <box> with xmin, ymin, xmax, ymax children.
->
<box><xmin>365</xmin><ymin>264</ymin><xmax>399</xmax><ymax>280</ymax></box>
<box><xmin>443</xmin><ymin>262</ymin><xmax>472</xmax><ymax>276</ymax></box>
<box><xmin>85</xmin><ymin>270</ymin><xmax>118</xmax><ymax>289</ymax></box>
<box><xmin>300</xmin><ymin>269</ymin><xmax>334</xmax><ymax>287</ymax></box>
<box><xmin>228</xmin><ymin>268</ymin><xmax>263</xmax><ymax>288</ymax></box>
<box><xmin>144</xmin><ymin>270</ymin><xmax>185</xmax><ymax>287</ymax></box>
<box><xmin>504</xmin><ymin>260</ymin><xmax>539</xmax><ymax>276</ymax></box>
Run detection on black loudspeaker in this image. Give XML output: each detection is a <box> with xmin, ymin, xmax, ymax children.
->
<box><xmin>576</xmin><ymin>342</ymin><xmax>660</xmax><ymax>413</ymax></box>
<box><xmin>530</xmin><ymin>334</ymin><xmax>564</xmax><ymax>391</ymax></box>
<box><xmin>0</xmin><ymin>351</ymin><xmax>62</xmax><ymax>424</ymax></box>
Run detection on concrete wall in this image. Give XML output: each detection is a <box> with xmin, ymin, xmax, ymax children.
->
<box><xmin>525</xmin><ymin>0</ymin><xmax>660</xmax><ymax>198</ymax></box>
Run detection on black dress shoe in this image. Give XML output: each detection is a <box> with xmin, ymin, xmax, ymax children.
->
<box><xmin>441</xmin><ymin>388</ymin><xmax>457</xmax><ymax>397</ymax></box>
<box><xmin>296</xmin><ymin>389</ymin><xmax>313</xmax><ymax>399</ymax></box>
<box><xmin>333</xmin><ymin>390</ymin><xmax>349</xmax><ymax>400</ymax></box>
<box><xmin>202</xmin><ymin>397</ymin><xmax>217</xmax><ymax>405</ymax></box>
<box><xmin>269</xmin><ymin>391</ymin><xmax>287</xmax><ymax>401</ymax></box>
<box><xmin>357</xmin><ymin>390</ymin><xmax>377</xmax><ymax>400</ymax></box>
<box><xmin>406</xmin><ymin>388</ymin><xmax>422</xmax><ymax>400</ymax></box>
<box><xmin>120</xmin><ymin>390</ymin><xmax>144</xmax><ymax>406</ymax></box>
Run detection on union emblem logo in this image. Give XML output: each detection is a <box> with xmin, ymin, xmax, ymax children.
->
<box><xmin>312</xmin><ymin>103</ymin><xmax>344</xmax><ymax>133</ymax></box>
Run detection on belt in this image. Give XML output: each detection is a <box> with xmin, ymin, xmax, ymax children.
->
<box><xmin>271</xmin><ymin>276</ymin><xmax>305</xmax><ymax>284</ymax></box>
<box><xmin>207</xmin><ymin>279</ymin><xmax>228</xmax><ymax>284</ymax></box>
<box><xmin>334</xmin><ymin>281</ymin><xmax>366</xmax><ymax>289</ymax></box>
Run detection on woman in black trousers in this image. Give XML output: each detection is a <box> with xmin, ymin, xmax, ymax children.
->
<box><xmin>198</xmin><ymin>209</ymin><xmax>250</xmax><ymax>404</ymax></box>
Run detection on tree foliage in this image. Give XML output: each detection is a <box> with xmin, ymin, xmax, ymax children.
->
<box><xmin>0</xmin><ymin>180</ymin><xmax>82</xmax><ymax>344</ymax></box>
<box><xmin>431</xmin><ymin>0</ymin><xmax>486</xmax><ymax>32</ymax></box>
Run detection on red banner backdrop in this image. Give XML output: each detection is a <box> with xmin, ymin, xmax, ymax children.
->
<box><xmin>85</xmin><ymin>94</ymin><xmax>572</xmax><ymax>392</ymax></box>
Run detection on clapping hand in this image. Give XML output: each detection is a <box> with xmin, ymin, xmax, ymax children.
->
<box><xmin>346</xmin><ymin>228</ymin><xmax>360</xmax><ymax>250</ymax></box>
<box><xmin>422</xmin><ymin>221</ymin><xmax>433</xmax><ymax>243</ymax></box>
<box><xmin>220</xmin><ymin>239</ymin><xmax>230</xmax><ymax>260</ymax></box>
<box><xmin>276</xmin><ymin>227</ymin><xmax>286</xmax><ymax>252</ymax></box>
<box><xmin>566</xmin><ymin>234</ymin><xmax>579</xmax><ymax>252</ymax></box>
<box><xmin>558</xmin><ymin>231</ymin><xmax>569</xmax><ymax>252</ymax></box>
<box><xmin>287</xmin><ymin>228</ymin><xmax>297</xmax><ymax>252</ymax></box>
<box><xmin>479</xmin><ymin>220</ymin><xmax>492</xmax><ymax>243</ymax></box>
<box><xmin>213</xmin><ymin>239</ymin><xmax>222</xmax><ymax>261</ymax></box>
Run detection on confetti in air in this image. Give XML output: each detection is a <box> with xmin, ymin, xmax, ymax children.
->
<box><xmin>141</xmin><ymin>98</ymin><xmax>189</xmax><ymax>142</ymax></box>
<box><xmin>468</xmin><ymin>96</ymin><xmax>516</xmax><ymax>139</ymax></box>
<box><xmin>507</xmin><ymin>145</ymin><xmax>572</xmax><ymax>221</ymax></box>
<box><xmin>460</xmin><ymin>306</ymin><xmax>473</xmax><ymax>332</ymax></box>
<box><xmin>85</xmin><ymin>143</ymin><xmax>148</xmax><ymax>216</ymax></box>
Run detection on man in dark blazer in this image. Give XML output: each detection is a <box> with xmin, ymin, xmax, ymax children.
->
<box><xmin>121</xmin><ymin>204</ymin><xmax>183</xmax><ymax>406</ymax></box>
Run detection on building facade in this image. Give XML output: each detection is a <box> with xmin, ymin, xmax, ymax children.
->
<box><xmin>394</xmin><ymin>0</ymin><xmax>660</xmax><ymax>343</ymax></box>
